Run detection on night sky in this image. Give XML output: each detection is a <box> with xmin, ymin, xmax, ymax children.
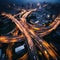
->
<box><xmin>0</xmin><ymin>0</ymin><xmax>60</xmax><ymax>4</ymax></box>
<box><xmin>0</xmin><ymin>0</ymin><xmax>60</xmax><ymax>12</ymax></box>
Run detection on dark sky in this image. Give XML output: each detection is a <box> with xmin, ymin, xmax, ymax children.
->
<box><xmin>0</xmin><ymin>0</ymin><xmax>60</xmax><ymax>4</ymax></box>
<box><xmin>0</xmin><ymin>0</ymin><xmax>60</xmax><ymax>10</ymax></box>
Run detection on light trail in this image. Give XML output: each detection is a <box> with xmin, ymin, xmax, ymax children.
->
<box><xmin>1</xmin><ymin>9</ymin><xmax>60</xmax><ymax>60</ymax></box>
<box><xmin>1</xmin><ymin>12</ymin><xmax>39</xmax><ymax>60</ymax></box>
